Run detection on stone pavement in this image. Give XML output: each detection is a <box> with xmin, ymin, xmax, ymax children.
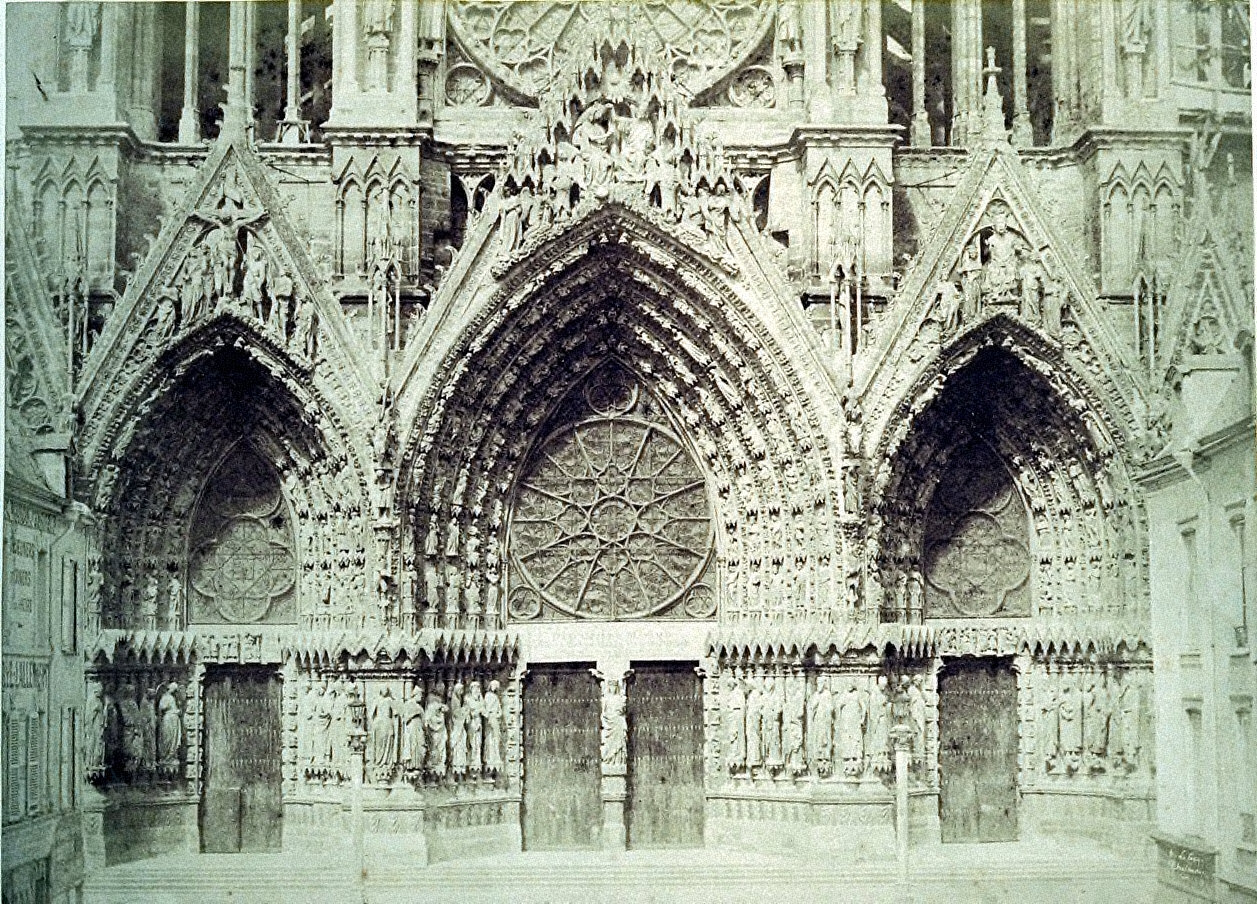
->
<box><xmin>84</xmin><ymin>839</ymin><xmax>1154</xmax><ymax>904</ymax></box>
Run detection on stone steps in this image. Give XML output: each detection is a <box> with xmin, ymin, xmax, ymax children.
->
<box><xmin>85</xmin><ymin>844</ymin><xmax>1155</xmax><ymax>904</ymax></box>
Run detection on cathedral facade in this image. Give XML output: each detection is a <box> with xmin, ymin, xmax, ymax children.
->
<box><xmin>2</xmin><ymin>2</ymin><xmax>1254</xmax><ymax>902</ymax></box>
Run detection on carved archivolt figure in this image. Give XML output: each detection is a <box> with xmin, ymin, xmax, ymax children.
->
<box><xmin>1037</xmin><ymin>673</ymin><xmax>1060</xmax><ymax>770</ymax></box>
<box><xmin>139</xmin><ymin>685</ymin><xmax>158</xmax><ymax>773</ymax></box>
<box><xmin>1057</xmin><ymin>674</ymin><xmax>1083</xmax><ymax>770</ymax></box>
<box><xmin>117</xmin><ymin>680</ymin><xmax>142</xmax><ymax>776</ymax></box>
<box><xmin>1113</xmin><ymin>677</ymin><xmax>1142</xmax><ymax>768</ymax></box>
<box><xmin>303</xmin><ymin>681</ymin><xmax>324</xmax><ymax>767</ymax></box>
<box><xmin>466</xmin><ymin>680</ymin><xmax>486</xmax><ymax>775</ymax></box>
<box><xmin>762</xmin><ymin>674</ymin><xmax>785</xmax><ymax>771</ymax></box>
<box><xmin>1083</xmin><ymin>675</ymin><xmax>1111</xmax><ymax>765</ymax></box>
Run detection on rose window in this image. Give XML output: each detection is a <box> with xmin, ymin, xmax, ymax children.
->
<box><xmin>508</xmin><ymin>364</ymin><xmax>714</xmax><ymax>620</ymax></box>
<box><xmin>447</xmin><ymin>1</ymin><xmax>773</xmax><ymax>101</ymax></box>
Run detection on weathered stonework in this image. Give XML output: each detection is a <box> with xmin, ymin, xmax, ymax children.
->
<box><xmin>2</xmin><ymin>2</ymin><xmax>1253</xmax><ymax>901</ymax></box>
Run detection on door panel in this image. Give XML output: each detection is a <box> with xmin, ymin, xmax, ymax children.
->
<box><xmin>938</xmin><ymin>658</ymin><xmax>1019</xmax><ymax>843</ymax></box>
<box><xmin>522</xmin><ymin>666</ymin><xmax>602</xmax><ymax>850</ymax></box>
<box><xmin>201</xmin><ymin>668</ymin><xmax>283</xmax><ymax>853</ymax></box>
<box><xmin>626</xmin><ymin>663</ymin><xmax>704</xmax><ymax>848</ymax></box>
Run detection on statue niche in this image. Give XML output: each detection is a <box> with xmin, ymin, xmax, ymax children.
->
<box><xmin>507</xmin><ymin>361</ymin><xmax>715</xmax><ymax>621</ymax></box>
<box><xmin>187</xmin><ymin>443</ymin><xmax>298</xmax><ymax>624</ymax></box>
<box><xmin>922</xmin><ymin>442</ymin><xmax>1032</xmax><ymax>618</ymax></box>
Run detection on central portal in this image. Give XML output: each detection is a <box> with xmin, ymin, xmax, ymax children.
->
<box><xmin>626</xmin><ymin>662</ymin><xmax>704</xmax><ymax>848</ymax></box>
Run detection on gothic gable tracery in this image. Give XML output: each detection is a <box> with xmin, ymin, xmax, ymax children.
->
<box><xmin>398</xmin><ymin>217</ymin><xmax>848</xmax><ymax>634</ymax></box>
<box><xmin>77</xmin><ymin>140</ymin><xmax>374</xmax><ymax>478</ymax></box>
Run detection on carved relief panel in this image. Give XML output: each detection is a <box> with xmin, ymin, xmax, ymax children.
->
<box><xmin>507</xmin><ymin>362</ymin><xmax>715</xmax><ymax>621</ymax></box>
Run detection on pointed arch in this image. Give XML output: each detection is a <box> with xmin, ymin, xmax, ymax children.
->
<box><xmin>395</xmin><ymin>206</ymin><xmax>848</xmax><ymax>632</ymax></box>
<box><xmin>868</xmin><ymin>316</ymin><xmax>1143</xmax><ymax>624</ymax></box>
<box><xmin>95</xmin><ymin>321</ymin><xmax>370</xmax><ymax>632</ymax></box>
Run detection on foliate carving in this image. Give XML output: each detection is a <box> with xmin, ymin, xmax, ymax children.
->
<box><xmin>728</xmin><ymin>67</ymin><xmax>777</xmax><ymax>109</ymax></box>
<box><xmin>447</xmin><ymin>1</ymin><xmax>773</xmax><ymax>102</ymax></box>
<box><xmin>445</xmin><ymin>64</ymin><xmax>491</xmax><ymax>107</ymax></box>
<box><xmin>923</xmin><ymin>443</ymin><xmax>1031</xmax><ymax>618</ymax></box>
<box><xmin>509</xmin><ymin>362</ymin><xmax>714</xmax><ymax>620</ymax></box>
<box><xmin>188</xmin><ymin>444</ymin><xmax>298</xmax><ymax>625</ymax></box>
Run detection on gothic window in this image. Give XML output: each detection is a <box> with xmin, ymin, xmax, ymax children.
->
<box><xmin>508</xmin><ymin>362</ymin><xmax>715</xmax><ymax>621</ymax></box>
<box><xmin>447</xmin><ymin>2</ymin><xmax>772</xmax><ymax>102</ymax></box>
<box><xmin>187</xmin><ymin>444</ymin><xmax>297</xmax><ymax>625</ymax></box>
<box><xmin>923</xmin><ymin>442</ymin><xmax>1032</xmax><ymax>618</ymax></box>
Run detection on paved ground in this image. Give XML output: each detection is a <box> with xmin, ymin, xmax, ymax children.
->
<box><xmin>84</xmin><ymin>839</ymin><xmax>1155</xmax><ymax>904</ymax></box>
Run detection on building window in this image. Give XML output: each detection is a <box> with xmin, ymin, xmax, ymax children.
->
<box><xmin>26</xmin><ymin>711</ymin><xmax>44</xmax><ymax>817</ymax></box>
<box><xmin>1230</xmin><ymin>510</ymin><xmax>1249</xmax><ymax>648</ymax></box>
<box><xmin>61</xmin><ymin>558</ymin><xmax>78</xmax><ymax>654</ymax></box>
<box><xmin>1180</xmin><ymin>523</ymin><xmax>1200</xmax><ymax>651</ymax></box>
<box><xmin>4</xmin><ymin>713</ymin><xmax>27</xmax><ymax>823</ymax></box>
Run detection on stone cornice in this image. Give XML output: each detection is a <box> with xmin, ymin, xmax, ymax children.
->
<box><xmin>1135</xmin><ymin>415</ymin><xmax>1256</xmax><ymax>490</ymax></box>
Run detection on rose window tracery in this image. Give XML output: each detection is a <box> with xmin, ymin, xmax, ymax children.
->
<box><xmin>187</xmin><ymin>444</ymin><xmax>297</xmax><ymax>624</ymax></box>
<box><xmin>922</xmin><ymin>442</ymin><xmax>1032</xmax><ymax>618</ymax></box>
<box><xmin>447</xmin><ymin>1</ymin><xmax>772</xmax><ymax>101</ymax></box>
<box><xmin>508</xmin><ymin>363</ymin><xmax>714</xmax><ymax>620</ymax></box>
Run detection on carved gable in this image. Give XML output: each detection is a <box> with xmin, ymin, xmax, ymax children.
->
<box><xmin>77</xmin><ymin>140</ymin><xmax>372</xmax><ymax>471</ymax></box>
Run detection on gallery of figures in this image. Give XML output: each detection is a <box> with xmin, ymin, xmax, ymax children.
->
<box><xmin>2</xmin><ymin>2</ymin><xmax>1255</xmax><ymax>903</ymax></box>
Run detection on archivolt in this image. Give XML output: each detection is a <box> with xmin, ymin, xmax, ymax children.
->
<box><xmin>400</xmin><ymin>227</ymin><xmax>848</xmax><ymax>628</ymax></box>
<box><xmin>95</xmin><ymin>319</ymin><xmax>370</xmax><ymax>631</ymax></box>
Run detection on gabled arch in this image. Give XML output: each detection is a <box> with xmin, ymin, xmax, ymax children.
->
<box><xmin>95</xmin><ymin>321</ymin><xmax>371</xmax><ymax>633</ymax></box>
<box><xmin>868</xmin><ymin>316</ymin><xmax>1143</xmax><ymax>625</ymax></box>
<box><xmin>395</xmin><ymin>205</ymin><xmax>850</xmax><ymax>632</ymax></box>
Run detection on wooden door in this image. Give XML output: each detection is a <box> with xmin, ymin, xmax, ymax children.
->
<box><xmin>522</xmin><ymin>665</ymin><xmax>602</xmax><ymax>850</ymax></box>
<box><xmin>201</xmin><ymin>668</ymin><xmax>283</xmax><ymax>853</ymax></box>
<box><xmin>938</xmin><ymin>658</ymin><xmax>1019</xmax><ymax>842</ymax></box>
<box><xmin>626</xmin><ymin>663</ymin><xmax>704</xmax><ymax>848</ymax></box>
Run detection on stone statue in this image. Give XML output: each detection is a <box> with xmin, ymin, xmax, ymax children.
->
<box><xmin>1037</xmin><ymin>673</ymin><xmax>1059</xmax><ymax>770</ymax></box>
<box><xmin>809</xmin><ymin>674</ymin><xmax>834</xmax><ymax>775</ymax></box>
<box><xmin>1018</xmin><ymin>250</ymin><xmax>1044</xmax><ymax>322</ymax></box>
<box><xmin>723</xmin><ymin>671</ymin><xmax>747</xmax><ymax>773</ymax></box>
<box><xmin>449</xmin><ymin>682</ymin><xmax>468</xmax><ymax>779</ymax></box>
<box><xmin>483</xmin><ymin>680</ymin><xmax>504</xmax><ymax>776</ymax></box>
<box><xmin>139</xmin><ymin>685</ymin><xmax>158</xmax><ymax>774</ymax></box>
<box><xmin>157</xmin><ymin>683</ymin><xmax>182</xmax><ymax>775</ymax></box>
<box><xmin>211</xmin><ymin>226</ymin><xmax>238</xmax><ymax>302</ymax></box>
<box><xmin>424</xmin><ymin>681</ymin><xmax>450</xmax><ymax>778</ymax></box>
<box><xmin>499</xmin><ymin>192</ymin><xmax>523</xmax><ymax>253</ymax></box>
<box><xmin>466</xmin><ymin>680</ymin><xmax>485</xmax><ymax>775</ymax></box>
<box><xmin>983</xmin><ymin>210</ymin><xmax>1023</xmax><ymax>305</ymax></box>
<box><xmin>935</xmin><ymin>281</ymin><xmax>963</xmax><ymax>334</ymax></box>
<box><xmin>86</xmin><ymin>687</ymin><xmax>105</xmax><ymax>780</ymax></box>
<box><xmin>369</xmin><ymin>684</ymin><xmax>399</xmax><ymax>781</ymax></box>
<box><xmin>867</xmin><ymin>676</ymin><xmax>890</xmax><ymax>775</ymax></box>
<box><xmin>401</xmin><ymin>682</ymin><xmax>427</xmax><ymax>774</ymax></box>
<box><xmin>241</xmin><ymin>244</ymin><xmax>269</xmax><ymax>322</ymax></box>
<box><xmin>779</xmin><ymin>0</ymin><xmax>803</xmax><ymax>55</ymax></box>
<box><xmin>293</xmin><ymin>298</ymin><xmax>319</xmax><ymax>360</ymax></box>
<box><xmin>784</xmin><ymin>673</ymin><xmax>806</xmax><ymax>776</ymax></box>
<box><xmin>601</xmin><ymin>678</ymin><xmax>627</xmax><ymax>767</ymax></box>
<box><xmin>1083</xmin><ymin>674</ymin><xmax>1111</xmax><ymax>766</ymax></box>
<box><xmin>363</xmin><ymin>0</ymin><xmax>394</xmax><ymax>36</ymax></box>
<box><xmin>1057</xmin><ymin>673</ymin><xmax>1083</xmax><ymax>771</ymax></box>
<box><xmin>906</xmin><ymin>676</ymin><xmax>928</xmax><ymax>761</ymax></box>
<box><xmin>959</xmin><ymin>242</ymin><xmax>983</xmax><ymax>322</ymax></box>
<box><xmin>745</xmin><ymin>675</ymin><xmax>764</xmax><ymax>771</ymax></box>
<box><xmin>117</xmin><ymin>680</ymin><xmax>142</xmax><ymax>777</ymax></box>
<box><xmin>314</xmin><ymin>680</ymin><xmax>334</xmax><ymax>774</ymax></box>
<box><xmin>837</xmin><ymin>681</ymin><xmax>867</xmax><ymax>777</ymax></box>
<box><xmin>303</xmin><ymin>680</ymin><xmax>323</xmax><ymax>768</ymax></box>
<box><xmin>832</xmin><ymin>0</ymin><xmax>864</xmax><ymax>51</ymax></box>
<box><xmin>65</xmin><ymin>3</ymin><xmax>101</xmax><ymax>92</ymax></box>
<box><xmin>1122</xmin><ymin>0</ymin><xmax>1152</xmax><ymax>48</ymax></box>
<box><xmin>1114</xmin><ymin>676</ymin><xmax>1142</xmax><ymax>768</ymax></box>
<box><xmin>762</xmin><ymin>674</ymin><xmax>784</xmax><ymax>771</ymax></box>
